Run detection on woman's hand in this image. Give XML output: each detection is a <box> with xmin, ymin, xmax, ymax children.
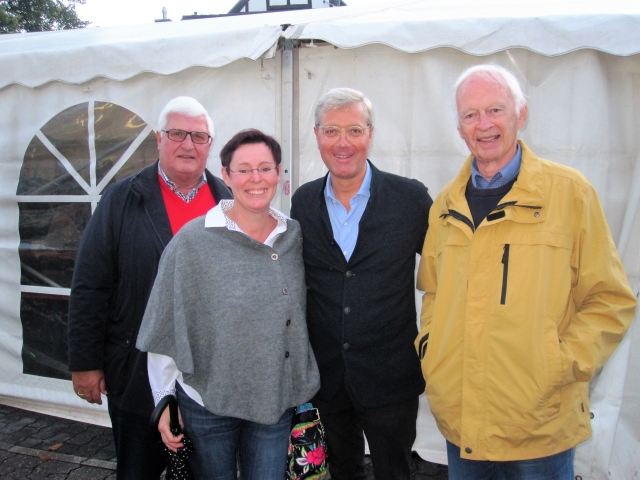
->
<box><xmin>158</xmin><ymin>404</ymin><xmax>185</xmax><ymax>452</ymax></box>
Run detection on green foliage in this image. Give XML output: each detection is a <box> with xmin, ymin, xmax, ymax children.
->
<box><xmin>0</xmin><ymin>0</ymin><xmax>89</xmax><ymax>34</ymax></box>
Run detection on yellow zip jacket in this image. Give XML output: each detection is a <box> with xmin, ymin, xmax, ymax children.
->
<box><xmin>416</xmin><ymin>141</ymin><xmax>637</xmax><ymax>461</ymax></box>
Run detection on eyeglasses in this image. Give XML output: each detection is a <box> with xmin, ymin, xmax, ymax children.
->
<box><xmin>162</xmin><ymin>129</ymin><xmax>211</xmax><ymax>144</ymax></box>
<box><xmin>227</xmin><ymin>165</ymin><xmax>279</xmax><ymax>176</ymax></box>
<box><xmin>317</xmin><ymin>125</ymin><xmax>371</xmax><ymax>139</ymax></box>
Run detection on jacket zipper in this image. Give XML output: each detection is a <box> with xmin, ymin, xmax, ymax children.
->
<box><xmin>492</xmin><ymin>201</ymin><xmax>542</xmax><ymax>212</ymax></box>
<box><xmin>440</xmin><ymin>210</ymin><xmax>475</xmax><ymax>232</ymax></box>
<box><xmin>501</xmin><ymin>244</ymin><xmax>510</xmax><ymax>305</ymax></box>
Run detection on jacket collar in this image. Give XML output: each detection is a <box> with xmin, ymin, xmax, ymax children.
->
<box><xmin>129</xmin><ymin>161</ymin><xmax>232</xmax><ymax>251</ymax></box>
<box><xmin>316</xmin><ymin>160</ymin><xmax>380</xmax><ymax>264</ymax></box>
<box><xmin>317</xmin><ymin>160</ymin><xmax>381</xmax><ymax>203</ymax></box>
<box><xmin>443</xmin><ymin>140</ymin><xmax>545</xmax><ymax>216</ymax></box>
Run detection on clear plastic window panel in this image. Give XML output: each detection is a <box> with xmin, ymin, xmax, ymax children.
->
<box><xmin>16</xmin><ymin>101</ymin><xmax>156</xmax><ymax>380</ymax></box>
<box><xmin>18</xmin><ymin>202</ymin><xmax>91</xmax><ymax>288</ymax></box>
<box><xmin>21</xmin><ymin>292</ymin><xmax>72</xmax><ymax>380</ymax></box>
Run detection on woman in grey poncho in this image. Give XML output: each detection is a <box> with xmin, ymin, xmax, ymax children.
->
<box><xmin>137</xmin><ymin>129</ymin><xmax>320</xmax><ymax>479</ymax></box>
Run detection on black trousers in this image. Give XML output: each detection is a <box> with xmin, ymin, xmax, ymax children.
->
<box><xmin>313</xmin><ymin>375</ymin><xmax>419</xmax><ymax>480</ymax></box>
<box><xmin>108</xmin><ymin>401</ymin><xmax>168</xmax><ymax>480</ymax></box>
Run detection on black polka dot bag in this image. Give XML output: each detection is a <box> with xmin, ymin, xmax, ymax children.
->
<box><xmin>150</xmin><ymin>394</ymin><xmax>195</xmax><ymax>480</ymax></box>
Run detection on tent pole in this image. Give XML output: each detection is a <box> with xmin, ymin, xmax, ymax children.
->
<box><xmin>279</xmin><ymin>38</ymin><xmax>298</xmax><ymax>214</ymax></box>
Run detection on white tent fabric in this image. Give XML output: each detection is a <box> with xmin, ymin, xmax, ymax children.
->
<box><xmin>286</xmin><ymin>0</ymin><xmax>640</xmax><ymax>56</ymax></box>
<box><xmin>1</xmin><ymin>0</ymin><xmax>639</xmax><ymax>88</ymax></box>
<box><xmin>1</xmin><ymin>1</ymin><xmax>639</xmax><ymax>478</ymax></box>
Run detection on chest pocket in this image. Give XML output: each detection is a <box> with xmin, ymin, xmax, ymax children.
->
<box><xmin>498</xmin><ymin>230</ymin><xmax>573</xmax><ymax>318</ymax></box>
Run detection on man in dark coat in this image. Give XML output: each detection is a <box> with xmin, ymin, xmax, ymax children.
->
<box><xmin>290</xmin><ymin>88</ymin><xmax>433</xmax><ymax>480</ymax></box>
<box><xmin>68</xmin><ymin>97</ymin><xmax>232</xmax><ymax>479</ymax></box>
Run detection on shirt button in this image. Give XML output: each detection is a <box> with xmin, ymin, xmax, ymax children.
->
<box><xmin>343</xmin><ymin>251</ymin><xmax>347</xmax><ymax>256</ymax></box>
<box><xmin>345</xmin><ymin>271</ymin><xmax>353</xmax><ymax>278</ymax></box>
<box><xmin>343</xmin><ymin>307</ymin><xmax>351</xmax><ymax>315</ymax></box>
<box><xmin>343</xmin><ymin>222</ymin><xmax>347</xmax><ymax>226</ymax></box>
<box><xmin>271</xmin><ymin>253</ymin><xmax>278</xmax><ymax>260</ymax></box>
<box><xmin>286</xmin><ymin>320</ymin><xmax>291</xmax><ymax>326</ymax></box>
<box><xmin>282</xmin><ymin>288</ymin><xmax>288</xmax><ymax>295</ymax></box>
<box><xmin>534</xmin><ymin>212</ymin><xmax>540</xmax><ymax>218</ymax></box>
<box><xmin>465</xmin><ymin>447</ymin><xmax>472</xmax><ymax>454</ymax></box>
<box><xmin>285</xmin><ymin>351</ymin><xmax>290</xmax><ymax>358</ymax></box>
<box><xmin>343</xmin><ymin>343</ymin><xmax>350</xmax><ymax>350</ymax></box>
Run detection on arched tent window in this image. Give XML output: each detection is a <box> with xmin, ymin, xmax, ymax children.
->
<box><xmin>16</xmin><ymin>101</ymin><xmax>158</xmax><ymax>380</ymax></box>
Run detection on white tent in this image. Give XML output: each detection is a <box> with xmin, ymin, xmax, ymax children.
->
<box><xmin>1</xmin><ymin>1</ymin><xmax>639</xmax><ymax>477</ymax></box>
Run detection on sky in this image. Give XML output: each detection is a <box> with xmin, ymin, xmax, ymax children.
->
<box><xmin>75</xmin><ymin>0</ymin><xmax>391</xmax><ymax>28</ymax></box>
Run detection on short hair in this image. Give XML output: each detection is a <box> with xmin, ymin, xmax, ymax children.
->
<box><xmin>314</xmin><ymin>87</ymin><xmax>374</xmax><ymax>127</ymax></box>
<box><xmin>157</xmin><ymin>96</ymin><xmax>215</xmax><ymax>137</ymax></box>
<box><xmin>220</xmin><ymin>129</ymin><xmax>282</xmax><ymax>170</ymax></box>
<box><xmin>454</xmin><ymin>65</ymin><xmax>527</xmax><ymax>119</ymax></box>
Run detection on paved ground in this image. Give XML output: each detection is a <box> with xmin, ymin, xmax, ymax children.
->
<box><xmin>0</xmin><ymin>403</ymin><xmax>116</xmax><ymax>479</ymax></box>
<box><xmin>0</xmin><ymin>402</ymin><xmax>448</xmax><ymax>479</ymax></box>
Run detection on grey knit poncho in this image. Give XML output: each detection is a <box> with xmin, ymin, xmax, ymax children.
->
<box><xmin>137</xmin><ymin>216</ymin><xmax>320</xmax><ymax>424</ymax></box>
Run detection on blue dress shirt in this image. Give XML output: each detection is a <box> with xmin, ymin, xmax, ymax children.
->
<box><xmin>471</xmin><ymin>144</ymin><xmax>522</xmax><ymax>189</ymax></box>
<box><xmin>324</xmin><ymin>162</ymin><xmax>372</xmax><ymax>261</ymax></box>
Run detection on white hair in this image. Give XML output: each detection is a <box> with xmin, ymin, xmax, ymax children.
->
<box><xmin>314</xmin><ymin>87</ymin><xmax>374</xmax><ymax>127</ymax></box>
<box><xmin>454</xmin><ymin>65</ymin><xmax>527</xmax><ymax>120</ymax></box>
<box><xmin>157</xmin><ymin>96</ymin><xmax>215</xmax><ymax>137</ymax></box>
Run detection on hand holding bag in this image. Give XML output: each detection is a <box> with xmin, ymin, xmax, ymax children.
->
<box><xmin>150</xmin><ymin>394</ymin><xmax>195</xmax><ymax>480</ymax></box>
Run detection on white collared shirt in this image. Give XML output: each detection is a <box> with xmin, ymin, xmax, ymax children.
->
<box><xmin>147</xmin><ymin>200</ymin><xmax>289</xmax><ymax>406</ymax></box>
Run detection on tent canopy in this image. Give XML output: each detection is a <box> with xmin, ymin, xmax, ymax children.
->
<box><xmin>1</xmin><ymin>0</ymin><xmax>639</xmax><ymax>89</ymax></box>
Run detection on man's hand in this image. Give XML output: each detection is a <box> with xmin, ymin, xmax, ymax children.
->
<box><xmin>158</xmin><ymin>405</ymin><xmax>184</xmax><ymax>452</ymax></box>
<box><xmin>71</xmin><ymin>370</ymin><xmax>107</xmax><ymax>405</ymax></box>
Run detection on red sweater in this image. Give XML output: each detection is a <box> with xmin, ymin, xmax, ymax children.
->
<box><xmin>159</xmin><ymin>176</ymin><xmax>217</xmax><ymax>235</ymax></box>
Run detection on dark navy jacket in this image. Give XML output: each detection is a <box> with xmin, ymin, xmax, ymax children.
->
<box><xmin>68</xmin><ymin>161</ymin><xmax>232</xmax><ymax>417</ymax></box>
<box><xmin>291</xmin><ymin>161</ymin><xmax>432</xmax><ymax>408</ymax></box>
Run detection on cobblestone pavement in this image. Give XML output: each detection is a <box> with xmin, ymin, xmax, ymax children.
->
<box><xmin>0</xmin><ymin>403</ymin><xmax>116</xmax><ymax>479</ymax></box>
<box><xmin>0</xmin><ymin>403</ymin><xmax>448</xmax><ymax>479</ymax></box>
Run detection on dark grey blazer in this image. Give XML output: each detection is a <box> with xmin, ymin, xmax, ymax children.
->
<box><xmin>291</xmin><ymin>161</ymin><xmax>432</xmax><ymax>408</ymax></box>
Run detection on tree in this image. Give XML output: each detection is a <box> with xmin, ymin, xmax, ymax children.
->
<box><xmin>0</xmin><ymin>0</ymin><xmax>88</xmax><ymax>34</ymax></box>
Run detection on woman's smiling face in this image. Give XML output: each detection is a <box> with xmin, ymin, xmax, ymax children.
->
<box><xmin>221</xmin><ymin>142</ymin><xmax>281</xmax><ymax>215</ymax></box>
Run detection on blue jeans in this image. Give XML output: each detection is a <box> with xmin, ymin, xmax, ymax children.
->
<box><xmin>447</xmin><ymin>441</ymin><xmax>574</xmax><ymax>480</ymax></box>
<box><xmin>177</xmin><ymin>387</ymin><xmax>294</xmax><ymax>480</ymax></box>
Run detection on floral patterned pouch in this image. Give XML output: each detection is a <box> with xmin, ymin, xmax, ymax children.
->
<box><xmin>286</xmin><ymin>403</ymin><xmax>329</xmax><ymax>479</ymax></box>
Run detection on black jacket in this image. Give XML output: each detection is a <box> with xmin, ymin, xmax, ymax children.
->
<box><xmin>68</xmin><ymin>162</ymin><xmax>232</xmax><ymax>417</ymax></box>
<box><xmin>290</xmin><ymin>161</ymin><xmax>432</xmax><ymax>408</ymax></box>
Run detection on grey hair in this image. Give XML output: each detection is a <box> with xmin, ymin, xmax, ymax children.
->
<box><xmin>454</xmin><ymin>65</ymin><xmax>527</xmax><ymax>120</ymax></box>
<box><xmin>157</xmin><ymin>96</ymin><xmax>215</xmax><ymax>137</ymax></box>
<box><xmin>314</xmin><ymin>87</ymin><xmax>374</xmax><ymax>127</ymax></box>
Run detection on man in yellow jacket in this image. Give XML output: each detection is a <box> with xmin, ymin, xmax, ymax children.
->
<box><xmin>416</xmin><ymin>64</ymin><xmax>637</xmax><ymax>479</ymax></box>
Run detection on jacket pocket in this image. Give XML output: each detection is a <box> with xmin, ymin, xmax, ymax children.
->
<box><xmin>501</xmin><ymin>244</ymin><xmax>510</xmax><ymax>305</ymax></box>
<box><xmin>418</xmin><ymin>333</ymin><xmax>429</xmax><ymax>360</ymax></box>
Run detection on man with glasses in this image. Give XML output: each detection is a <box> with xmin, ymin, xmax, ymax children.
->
<box><xmin>68</xmin><ymin>97</ymin><xmax>232</xmax><ymax>479</ymax></box>
<box><xmin>291</xmin><ymin>87</ymin><xmax>433</xmax><ymax>480</ymax></box>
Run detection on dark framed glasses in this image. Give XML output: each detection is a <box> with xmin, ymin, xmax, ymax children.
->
<box><xmin>161</xmin><ymin>129</ymin><xmax>211</xmax><ymax>144</ymax></box>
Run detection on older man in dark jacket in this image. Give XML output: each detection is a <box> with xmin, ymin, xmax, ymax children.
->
<box><xmin>291</xmin><ymin>88</ymin><xmax>432</xmax><ymax>480</ymax></box>
<box><xmin>68</xmin><ymin>97</ymin><xmax>231</xmax><ymax>480</ymax></box>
